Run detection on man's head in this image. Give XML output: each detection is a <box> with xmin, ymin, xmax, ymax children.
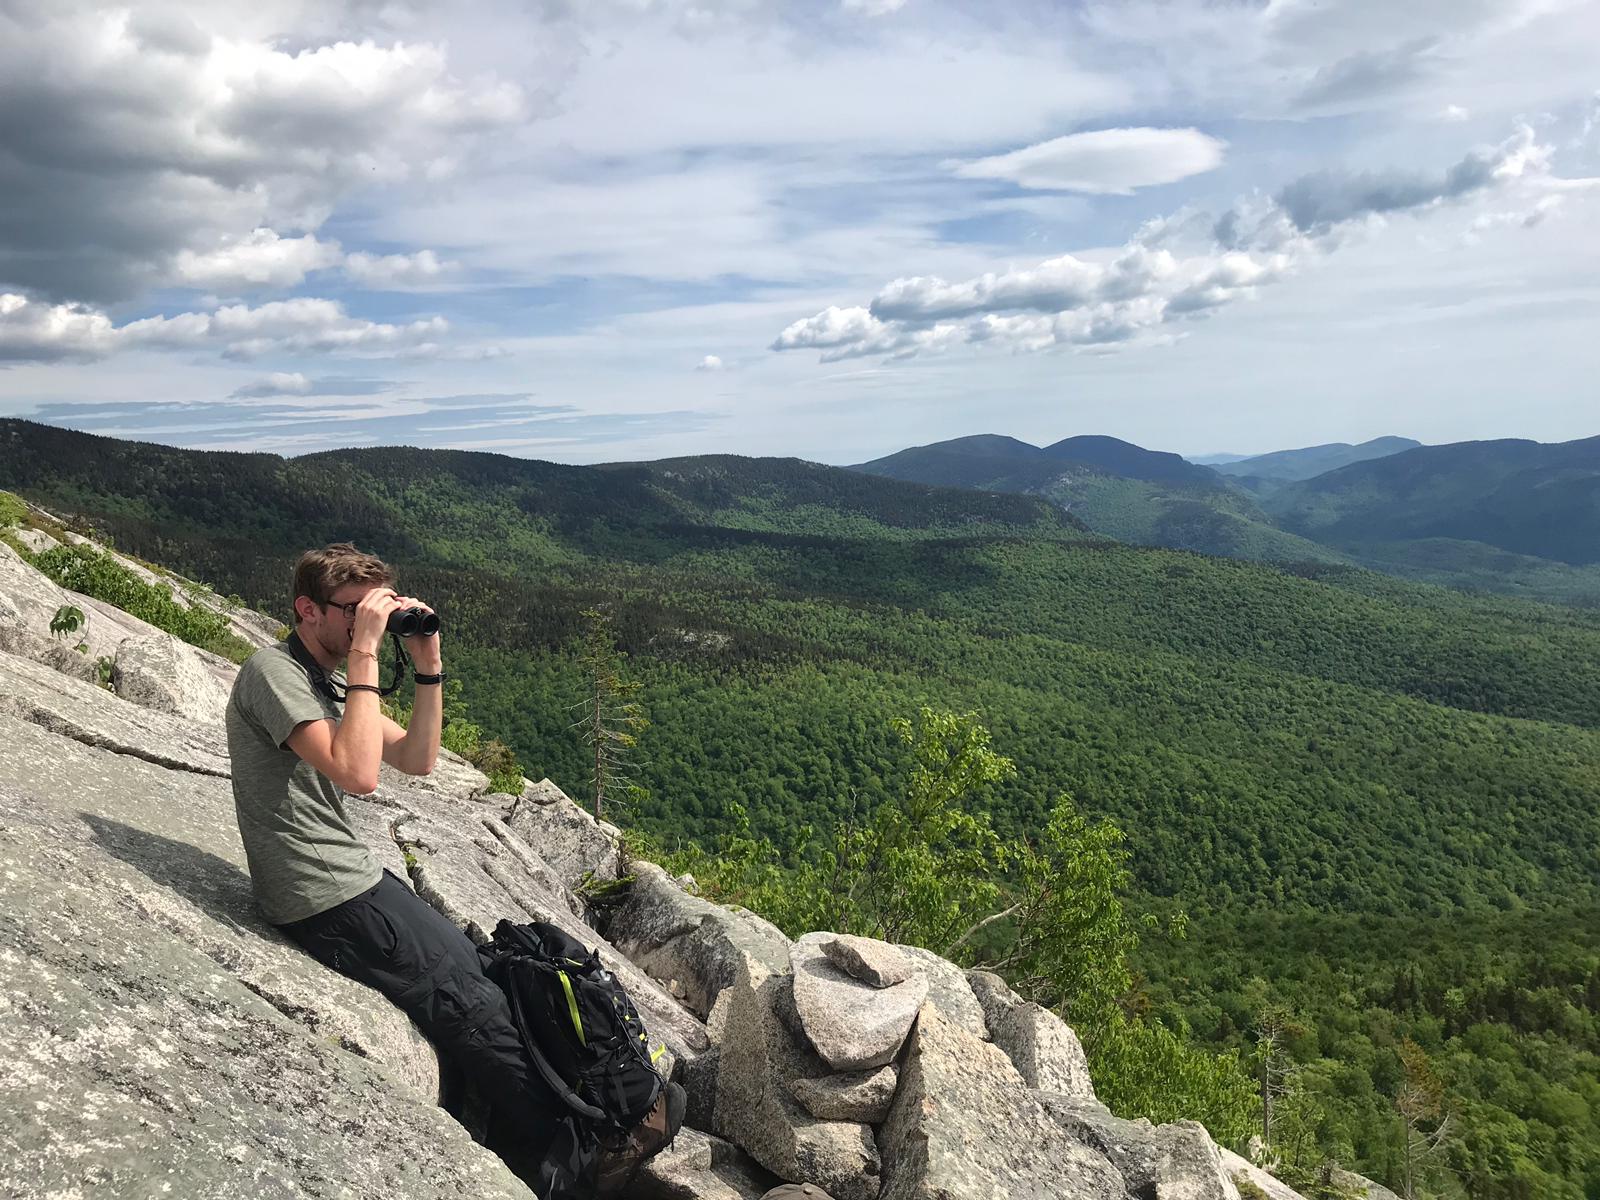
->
<box><xmin>291</xmin><ymin>543</ymin><xmax>394</xmax><ymax>660</ymax></box>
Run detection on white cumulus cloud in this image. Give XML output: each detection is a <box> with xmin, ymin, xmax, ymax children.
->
<box><xmin>173</xmin><ymin>230</ymin><xmax>343</xmax><ymax>291</ymax></box>
<box><xmin>0</xmin><ymin>294</ymin><xmax>448</xmax><ymax>363</ymax></box>
<box><xmin>953</xmin><ymin>127</ymin><xmax>1227</xmax><ymax>194</ymax></box>
<box><xmin>696</xmin><ymin>354</ymin><xmax>726</xmax><ymax>371</ymax></box>
<box><xmin>170</xmin><ymin>232</ymin><xmax>454</xmax><ymax>293</ymax></box>
<box><xmin>775</xmin><ymin>126</ymin><xmax>1593</xmax><ymax>364</ymax></box>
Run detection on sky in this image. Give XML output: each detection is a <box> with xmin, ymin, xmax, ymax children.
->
<box><xmin>1</xmin><ymin>0</ymin><xmax>1597</xmax><ymax>467</ymax></box>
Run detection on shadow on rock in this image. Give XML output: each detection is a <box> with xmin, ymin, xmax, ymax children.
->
<box><xmin>81</xmin><ymin>813</ymin><xmax>272</xmax><ymax>934</ymax></box>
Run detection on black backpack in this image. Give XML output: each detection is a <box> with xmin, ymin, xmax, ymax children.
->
<box><xmin>479</xmin><ymin>919</ymin><xmax>667</xmax><ymax>1195</ymax></box>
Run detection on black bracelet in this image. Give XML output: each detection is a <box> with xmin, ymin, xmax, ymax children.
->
<box><xmin>413</xmin><ymin>672</ymin><xmax>444</xmax><ymax>685</ymax></box>
<box><xmin>344</xmin><ymin>683</ymin><xmax>382</xmax><ymax>695</ymax></box>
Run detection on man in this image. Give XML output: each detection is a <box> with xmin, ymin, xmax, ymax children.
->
<box><xmin>227</xmin><ymin>543</ymin><xmax>684</xmax><ymax>1194</ymax></box>
<box><xmin>224</xmin><ymin>544</ymin><xmax>567</xmax><ymax>1174</ymax></box>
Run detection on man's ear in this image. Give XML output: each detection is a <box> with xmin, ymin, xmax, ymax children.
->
<box><xmin>291</xmin><ymin>594</ymin><xmax>318</xmax><ymax>626</ymax></box>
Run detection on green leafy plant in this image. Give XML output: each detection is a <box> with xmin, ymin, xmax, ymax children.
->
<box><xmin>49</xmin><ymin>603</ymin><xmax>89</xmax><ymax>653</ymax></box>
<box><xmin>964</xmin><ymin>794</ymin><xmax>1145</xmax><ymax>1024</ymax></box>
<box><xmin>1087</xmin><ymin>1012</ymin><xmax>1259</xmax><ymax>1148</ymax></box>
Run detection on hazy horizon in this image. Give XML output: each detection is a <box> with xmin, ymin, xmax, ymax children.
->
<box><xmin>25</xmin><ymin>411</ymin><xmax>1600</xmax><ymax>473</ymax></box>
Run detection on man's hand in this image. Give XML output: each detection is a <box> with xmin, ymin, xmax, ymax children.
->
<box><xmin>352</xmin><ymin>588</ymin><xmax>401</xmax><ymax>658</ymax></box>
<box><xmin>392</xmin><ymin>594</ymin><xmax>442</xmax><ymax>672</ymax></box>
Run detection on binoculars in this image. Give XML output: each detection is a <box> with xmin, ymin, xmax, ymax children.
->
<box><xmin>387</xmin><ymin>606</ymin><xmax>440</xmax><ymax>638</ymax></box>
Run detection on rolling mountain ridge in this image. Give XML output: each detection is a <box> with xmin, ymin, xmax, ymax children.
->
<box><xmin>1264</xmin><ymin>435</ymin><xmax>1600</xmax><ymax>566</ymax></box>
<box><xmin>854</xmin><ymin>429</ymin><xmax>1600</xmax><ymax>603</ymax></box>
<box><xmin>1211</xmin><ymin>436</ymin><xmax>1422</xmax><ymax>484</ymax></box>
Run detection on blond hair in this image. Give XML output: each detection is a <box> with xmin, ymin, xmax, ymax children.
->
<box><xmin>291</xmin><ymin>543</ymin><xmax>394</xmax><ymax>624</ymax></box>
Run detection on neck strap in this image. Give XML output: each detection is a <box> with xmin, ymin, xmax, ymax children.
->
<box><xmin>285</xmin><ymin>629</ymin><xmax>409</xmax><ymax>702</ymax></box>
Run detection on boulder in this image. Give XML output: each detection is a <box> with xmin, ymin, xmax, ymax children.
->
<box><xmin>1331</xmin><ymin>1167</ymin><xmax>1402</xmax><ymax>1200</ymax></box>
<box><xmin>1044</xmin><ymin>1095</ymin><xmax>1241</xmax><ymax>1200</ymax></box>
<box><xmin>791</xmin><ymin>932</ymin><xmax>928</xmax><ymax>1071</ymax></box>
<box><xmin>676</xmin><ymin>1043</ymin><xmax>722</xmax><ymax>1134</ymax></box>
<box><xmin>819</xmin><ymin>934</ymin><xmax>915</xmax><ymax>988</ymax></box>
<box><xmin>894</xmin><ymin>944</ymin><xmax>987</xmax><ymax>1039</ymax></box>
<box><xmin>788</xmin><ymin>1064</ymin><xmax>899</xmax><ymax>1124</ymax></box>
<box><xmin>518</xmin><ymin>776</ymin><xmax>567</xmax><ymax>804</ymax></box>
<box><xmin>0</xmin><ymin>585</ymin><xmax>100</xmax><ymax>683</ymax></box>
<box><xmin>677</xmin><ymin>986</ymin><xmax>735</xmax><ymax>1132</ymax></box>
<box><xmin>1219</xmin><ymin>1151</ymin><xmax>1310</xmax><ymax>1200</ymax></box>
<box><xmin>877</xmin><ymin>1006</ymin><xmax>1127</xmax><ymax>1200</ymax></box>
<box><xmin>112</xmin><ymin>631</ymin><xmax>231</xmax><ymax>723</ymax></box>
<box><xmin>12</xmin><ymin>527</ymin><xmax>59</xmax><ymax>553</ymax></box>
<box><xmin>504</xmin><ymin>777</ymin><xmax>622</xmax><ymax>890</ymax></box>
<box><xmin>0</xmin><ymin>541</ymin><xmax>111</xmax><ymax>682</ymax></box>
<box><xmin>713</xmin><ymin>964</ymin><xmax>881</xmax><ymax>1200</ymax></box>
<box><xmin>221</xmin><ymin>602</ymin><xmax>287</xmax><ymax>650</ymax></box>
<box><xmin>377</xmin><ymin>747</ymin><xmax>491</xmax><ymax>805</ymax></box>
<box><xmin>609</xmin><ymin>860</ymin><xmax>792</xmax><ymax>1020</ymax></box>
<box><xmin>966</xmin><ymin>969</ymin><xmax>1094</xmax><ymax>1099</ymax></box>
<box><xmin>634</xmin><ymin>1128</ymin><xmax>781</xmax><ymax>1200</ymax></box>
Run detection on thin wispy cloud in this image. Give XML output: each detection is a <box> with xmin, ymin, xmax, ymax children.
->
<box><xmin>231</xmin><ymin>372</ymin><xmax>314</xmax><ymax>398</ymax></box>
<box><xmin>27</xmin><ymin>393</ymin><xmax>718</xmax><ymax>457</ymax></box>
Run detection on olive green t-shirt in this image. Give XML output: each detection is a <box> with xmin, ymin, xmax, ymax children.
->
<box><xmin>225</xmin><ymin>640</ymin><xmax>381</xmax><ymax>925</ymax></box>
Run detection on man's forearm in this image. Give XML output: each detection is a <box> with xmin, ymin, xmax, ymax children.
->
<box><xmin>398</xmin><ymin>673</ymin><xmax>443</xmax><ymax>774</ymax></box>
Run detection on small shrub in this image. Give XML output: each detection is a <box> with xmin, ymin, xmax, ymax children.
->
<box><xmin>0</xmin><ymin>491</ymin><xmax>28</xmax><ymax>529</ymax></box>
<box><xmin>32</xmin><ymin>543</ymin><xmax>253</xmax><ymax>662</ymax></box>
<box><xmin>473</xmin><ymin>738</ymin><xmax>524</xmax><ymax>794</ymax></box>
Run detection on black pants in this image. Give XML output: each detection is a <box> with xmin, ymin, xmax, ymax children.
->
<box><xmin>281</xmin><ymin>869</ymin><xmax>558</xmax><ymax>1159</ymax></box>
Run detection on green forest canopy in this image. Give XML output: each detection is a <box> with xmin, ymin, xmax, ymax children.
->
<box><xmin>3</xmin><ymin>419</ymin><xmax>1598</xmax><ymax>1196</ymax></box>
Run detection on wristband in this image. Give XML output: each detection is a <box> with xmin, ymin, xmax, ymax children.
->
<box><xmin>344</xmin><ymin>683</ymin><xmax>382</xmax><ymax>695</ymax></box>
<box><xmin>413</xmin><ymin>672</ymin><xmax>444</xmax><ymax>685</ymax></box>
<box><xmin>349</xmin><ymin>647</ymin><xmax>379</xmax><ymax>661</ymax></box>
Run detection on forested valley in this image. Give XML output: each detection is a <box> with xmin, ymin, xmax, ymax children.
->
<box><xmin>3</xmin><ymin>418</ymin><xmax>1598</xmax><ymax>1198</ymax></box>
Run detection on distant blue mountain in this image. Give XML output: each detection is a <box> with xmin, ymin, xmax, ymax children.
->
<box><xmin>1208</xmin><ymin>437</ymin><xmax>1422</xmax><ymax>483</ymax></box>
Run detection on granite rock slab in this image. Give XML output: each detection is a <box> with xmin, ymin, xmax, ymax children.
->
<box><xmin>610</xmin><ymin>860</ymin><xmax>793</xmax><ymax>1021</ymax></box>
<box><xmin>967</xmin><ymin>968</ymin><xmax>1094</xmax><ymax>1100</ymax></box>
<box><xmin>792</xmin><ymin>932</ymin><xmax>927</xmax><ymax>1072</ymax></box>
<box><xmin>878</xmin><ymin>1006</ymin><xmax>1128</xmax><ymax>1200</ymax></box>
<box><xmin>788</xmin><ymin>1064</ymin><xmax>899</xmax><ymax>1124</ymax></box>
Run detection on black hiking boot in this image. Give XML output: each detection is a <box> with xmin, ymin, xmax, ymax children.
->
<box><xmin>593</xmin><ymin>1081</ymin><xmax>687</xmax><ymax>1198</ymax></box>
